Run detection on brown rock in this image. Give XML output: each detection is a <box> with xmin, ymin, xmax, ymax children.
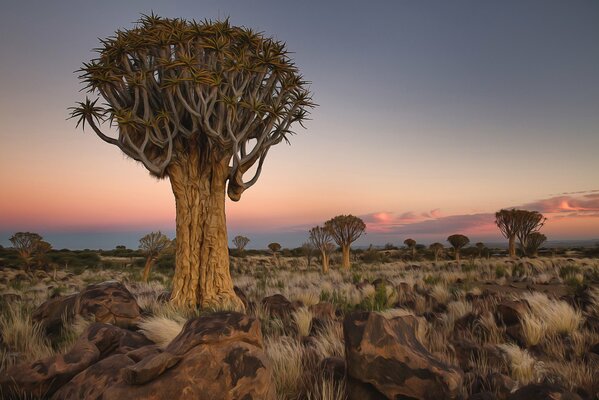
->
<box><xmin>309</xmin><ymin>302</ymin><xmax>336</xmax><ymax>320</ymax></box>
<box><xmin>50</xmin><ymin>354</ymin><xmax>136</xmax><ymax>400</ymax></box>
<box><xmin>76</xmin><ymin>281</ymin><xmax>141</xmax><ymax>328</ymax></box>
<box><xmin>0</xmin><ymin>323</ymin><xmax>126</xmax><ymax>398</ymax></box>
<box><xmin>32</xmin><ymin>293</ymin><xmax>78</xmax><ymax>336</ymax></box>
<box><xmin>261</xmin><ymin>294</ymin><xmax>297</xmax><ymax>320</ymax></box>
<box><xmin>102</xmin><ymin>312</ymin><xmax>275</xmax><ymax>400</ymax></box>
<box><xmin>507</xmin><ymin>383</ymin><xmax>582</xmax><ymax>400</ymax></box>
<box><xmin>344</xmin><ymin>311</ymin><xmax>463</xmax><ymax>400</ymax></box>
<box><xmin>319</xmin><ymin>356</ymin><xmax>346</xmax><ymax>382</ymax></box>
<box><xmin>496</xmin><ymin>301</ymin><xmax>529</xmax><ymax>326</ymax></box>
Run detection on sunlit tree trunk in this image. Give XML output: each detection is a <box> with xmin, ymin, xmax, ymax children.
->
<box><xmin>142</xmin><ymin>257</ymin><xmax>154</xmax><ymax>282</ymax></box>
<box><xmin>342</xmin><ymin>245</ymin><xmax>351</xmax><ymax>270</ymax></box>
<box><xmin>321</xmin><ymin>250</ymin><xmax>329</xmax><ymax>274</ymax></box>
<box><xmin>508</xmin><ymin>236</ymin><xmax>516</xmax><ymax>258</ymax></box>
<box><xmin>168</xmin><ymin>147</ymin><xmax>241</xmax><ymax>310</ymax></box>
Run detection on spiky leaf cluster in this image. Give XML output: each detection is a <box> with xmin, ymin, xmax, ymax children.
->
<box><xmin>447</xmin><ymin>234</ymin><xmax>470</xmax><ymax>250</ymax></box>
<box><xmin>70</xmin><ymin>14</ymin><xmax>314</xmax><ymax>200</ymax></box>
<box><xmin>325</xmin><ymin>215</ymin><xmax>366</xmax><ymax>247</ymax></box>
<box><xmin>139</xmin><ymin>231</ymin><xmax>172</xmax><ymax>258</ymax></box>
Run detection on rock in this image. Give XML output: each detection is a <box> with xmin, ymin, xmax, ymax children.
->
<box><xmin>76</xmin><ymin>281</ymin><xmax>141</xmax><ymax>328</ymax></box>
<box><xmin>234</xmin><ymin>286</ymin><xmax>249</xmax><ymax>310</ymax></box>
<box><xmin>0</xmin><ymin>323</ymin><xmax>129</xmax><ymax>398</ymax></box>
<box><xmin>32</xmin><ymin>281</ymin><xmax>141</xmax><ymax>335</ymax></box>
<box><xmin>309</xmin><ymin>302</ymin><xmax>336</xmax><ymax>321</ymax></box>
<box><xmin>508</xmin><ymin>383</ymin><xmax>582</xmax><ymax>400</ymax></box>
<box><xmin>50</xmin><ymin>354</ymin><xmax>136</xmax><ymax>400</ymax></box>
<box><xmin>102</xmin><ymin>311</ymin><xmax>275</xmax><ymax>400</ymax></box>
<box><xmin>32</xmin><ymin>293</ymin><xmax>78</xmax><ymax>336</ymax></box>
<box><xmin>469</xmin><ymin>393</ymin><xmax>499</xmax><ymax>400</ymax></box>
<box><xmin>319</xmin><ymin>356</ymin><xmax>346</xmax><ymax>382</ymax></box>
<box><xmin>496</xmin><ymin>300</ymin><xmax>529</xmax><ymax>326</ymax></box>
<box><xmin>261</xmin><ymin>294</ymin><xmax>297</xmax><ymax>320</ymax></box>
<box><xmin>344</xmin><ymin>311</ymin><xmax>463</xmax><ymax>399</ymax></box>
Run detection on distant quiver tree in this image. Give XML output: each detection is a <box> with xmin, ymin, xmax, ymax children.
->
<box><xmin>447</xmin><ymin>234</ymin><xmax>470</xmax><ymax>264</ymax></box>
<box><xmin>514</xmin><ymin>210</ymin><xmax>546</xmax><ymax>256</ymax></box>
<box><xmin>309</xmin><ymin>226</ymin><xmax>333</xmax><ymax>273</ymax></box>
<box><xmin>524</xmin><ymin>232</ymin><xmax>547</xmax><ymax>257</ymax></box>
<box><xmin>9</xmin><ymin>232</ymin><xmax>44</xmax><ymax>271</ymax></box>
<box><xmin>232</xmin><ymin>236</ymin><xmax>250</xmax><ymax>253</ymax></box>
<box><xmin>429</xmin><ymin>242</ymin><xmax>444</xmax><ymax>263</ymax></box>
<box><xmin>495</xmin><ymin>209</ymin><xmax>519</xmax><ymax>258</ymax></box>
<box><xmin>325</xmin><ymin>215</ymin><xmax>366</xmax><ymax>270</ymax></box>
<box><xmin>139</xmin><ymin>231</ymin><xmax>172</xmax><ymax>282</ymax></box>
<box><xmin>403</xmin><ymin>238</ymin><xmax>417</xmax><ymax>260</ymax></box>
<box><xmin>70</xmin><ymin>15</ymin><xmax>314</xmax><ymax>308</ymax></box>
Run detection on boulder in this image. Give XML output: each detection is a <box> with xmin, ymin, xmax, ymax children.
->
<box><xmin>344</xmin><ymin>311</ymin><xmax>463</xmax><ymax>400</ymax></box>
<box><xmin>496</xmin><ymin>301</ymin><xmax>529</xmax><ymax>326</ymax></box>
<box><xmin>76</xmin><ymin>281</ymin><xmax>141</xmax><ymax>328</ymax></box>
<box><xmin>102</xmin><ymin>311</ymin><xmax>275</xmax><ymax>400</ymax></box>
<box><xmin>507</xmin><ymin>383</ymin><xmax>582</xmax><ymax>400</ymax></box>
<box><xmin>0</xmin><ymin>323</ymin><xmax>132</xmax><ymax>398</ymax></box>
<box><xmin>32</xmin><ymin>281</ymin><xmax>141</xmax><ymax>335</ymax></box>
<box><xmin>261</xmin><ymin>294</ymin><xmax>297</xmax><ymax>320</ymax></box>
<box><xmin>319</xmin><ymin>356</ymin><xmax>346</xmax><ymax>382</ymax></box>
<box><xmin>309</xmin><ymin>302</ymin><xmax>336</xmax><ymax>321</ymax></box>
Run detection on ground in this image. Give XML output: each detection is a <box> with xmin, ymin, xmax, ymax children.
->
<box><xmin>1</xmin><ymin>250</ymin><xmax>598</xmax><ymax>399</ymax></box>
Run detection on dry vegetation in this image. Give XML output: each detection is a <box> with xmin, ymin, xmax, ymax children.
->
<box><xmin>1</xmin><ymin>253</ymin><xmax>598</xmax><ymax>399</ymax></box>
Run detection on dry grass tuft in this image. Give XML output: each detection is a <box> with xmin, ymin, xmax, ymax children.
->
<box><xmin>138</xmin><ymin>315</ymin><xmax>185</xmax><ymax>348</ymax></box>
<box><xmin>265</xmin><ymin>336</ymin><xmax>306</xmax><ymax>399</ymax></box>
<box><xmin>293</xmin><ymin>307</ymin><xmax>313</xmax><ymax>337</ymax></box>
<box><xmin>498</xmin><ymin>343</ymin><xmax>543</xmax><ymax>384</ymax></box>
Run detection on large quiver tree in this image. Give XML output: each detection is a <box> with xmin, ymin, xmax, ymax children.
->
<box><xmin>447</xmin><ymin>234</ymin><xmax>470</xmax><ymax>265</ymax></box>
<box><xmin>70</xmin><ymin>15</ymin><xmax>314</xmax><ymax>308</ymax></box>
<box><xmin>495</xmin><ymin>209</ymin><xmax>518</xmax><ymax>258</ymax></box>
<box><xmin>325</xmin><ymin>215</ymin><xmax>366</xmax><ymax>270</ymax></box>
<box><xmin>309</xmin><ymin>226</ymin><xmax>333</xmax><ymax>273</ymax></box>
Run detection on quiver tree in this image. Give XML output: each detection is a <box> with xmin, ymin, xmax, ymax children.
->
<box><xmin>70</xmin><ymin>15</ymin><xmax>314</xmax><ymax>308</ymax></box>
<box><xmin>309</xmin><ymin>226</ymin><xmax>334</xmax><ymax>273</ymax></box>
<box><xmin>325</xmin><ymin>215</ymin><xmax>366</xmax><ymax>270</ymax></box>
<box><xmin>495</xmin><ymin>209</ymin><xmax>519</xmax><ymax>258</ymax></box>
<box><xmin>429</xmin><ymin>242</ymin><xmax>444</xmax><ymax>263</ymax></box>
<box><xmin>139</xmin><ymin>231</ymin><xmax>172</xmax><ymax>282</ymax></box>
<box><xmin>403</xmin><ymin>238</ymin><xmax>417</xmax><ymax>260</ymax></box>
<box><xmin>9</xmin><ymin>232</ymin><xmax>44</xmax><ymax>270</ymax></box>
<box><xmin>524</xmin><ymin>232</ymin><xmax>547</xmax><ymax>257</ymax></box>
<box><xmin>232</xmin><ymin>235</ymin><xmax>250</xmax><ymax>253</ymax></box>
<box><xmin>447</xmin><ymin>234</ymin><xmax>470</xmax><ymax>264</ymax></box>
<box><xmin>475</xmin><ymin>242</ymin><xmax>485</xmax><ymax>258</ymax></box>
<box><xmin>301</xmin><ymin>242</ymin><xmax>315</xmax><ymax>268</ymax></box>
<box><xmin>514</xmin><ymin>210</ymin><xmax>546</xmax><ymax>256</ymax></box>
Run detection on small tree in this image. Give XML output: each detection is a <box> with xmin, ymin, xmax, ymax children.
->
<box><xmin>495</xmin><ymin>209</ymin><xmax>519</xmax><ymax>258</ymax></box>
<box><xmin>139</xmin><ymin>231</ymin><xmax>172</xmax><ymax>282</ymax></box>
<box><xmin>447</xmin><ymin>234</ymin><xmax>470</xmax><ymax>264</ymax></box>
<box><xmin>524</xmin><ymin>232</ymin><xmax>547</xmax><ymax>257</ymax></box>
<box><xmin>232</xmin><ymin>236</ymin><xmax>250</xmax><ymax>254</ymax></box>
<box><xmin>514</xmin><ymin>210</ymin><xmax>546</xmax><ymax>256</ymax></box>
<box><xmin>429</xmin><ymin>242</ymin><xmax>444</xmax><ymax>263</ymax></box>
<box><xmin>33</xmin><ymin>240</ymin><xmax>52</xmax><ymax>268</ymax></box>
<box><xmin>9</xmin><ymin>232</ymin><xmax>44</xmax><ymax>270</ymax></box>
<box><xmin>325</xmin><ymin>215</ymin><xmax>366</xmax><ymax>270</ymax></box>
<box><xmin>403</xmin><ymin>238</ymin><xmax>417</xmax><ymax>260</ymax></box>
<box><xmin>301</xmin><ymin>242</ymin><xmax>315</xmax><ymax>268</ymax></box>
<box><xmin>309</xmin><ymin>226</ymin><xmax>334</xmax><ymax>273</ymax></box>
<box><xmin>475</xmin><ymin>242</ymin><xmax>485</xmax><ymax>258</ymax></box>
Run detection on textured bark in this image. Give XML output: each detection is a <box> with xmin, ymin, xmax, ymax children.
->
<box><xmin>508</xmin><ymin>236</ymin><xmax>516</xmax><ymax>258</ymax></box>
<box><xmin>142</xmin><ymin>258</ymin><xmax>154</xmax><ymax>282</ymax></box>
<box><xmin>342</xmin><ymin>245</ymin><xmax>351</xmax><ymax>270</ymax></box>
<box><xmin>321</xmin><ymin>250</ymin><xmax>330</xmax><ymax>274</ymax></box>
<box><xmin>168</xmin><ymin>147</ymin><xmax>241</xmax><ymax>310</ymax></box>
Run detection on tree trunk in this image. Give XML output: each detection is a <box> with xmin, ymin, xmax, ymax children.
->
<box><xmin>411</xmin><ymin>247</ymin><xmax>415</xmax><ymax>260</ymax></box>
<box><xmin>168</xmin><ymin>150</ymin><xmax>241</xmax><ymax>310</ymax></box>
<box><xmin>455</xmin><ymin>249</ymin><xmax>460</xmax><ymax>265</ymax></box>
<box><xmin>142</xmin><ymin>257</ymin><xmax>154</xmax><ymax>282</ymax></box>
<box><xmin>434</xmin><ymin>252</ymin><xmax>438</xmax><ymax>263</ymax></box>
<box><xmin>508</xmin><ymin>236</ymin><xmax>516</xmax><ymax>258</ymax></box>
<box><xmin>341</xmin><ymin>245</ymin><xmax>351</xmax><ymax>270</ymax></box>
<box><xmin>321</xmin><ymin>250</ymin><xmax>329</xmax><ymax>273</ymax></box>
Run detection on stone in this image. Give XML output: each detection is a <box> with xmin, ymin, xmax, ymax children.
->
<box><xmin>102</xmin><ymin>312</ymin><xmax>275</xmax><ymax>400</ymax></box>
<box><xmin>508</xmin><ymin>383</ymin><xmax>582</xmax><ymax>400</ymax></box>
<box><xmin>344</xmin><ymin>311</ymin><xmax>463</xmax><ymax>400</ymax></box>
<box><xmin>76</xmin><ymin>281</ymin><xmax>141</xmax><ymax>328</ymax></box>
<box><xmin>261</xmin><ymin>294</ymin><xmax>297</xmax><ymax>320</ymax></box>
<box><xmin>32</xmin><ymin>293</ymin><xmax>78</xmax><ymax>336</ymax></box>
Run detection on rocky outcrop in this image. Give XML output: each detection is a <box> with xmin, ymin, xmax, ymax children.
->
<box><xmin>32</xmin><ymin>281</ymin><xmax>141</xmax><ymax>335</ymax></box>
<box><xmin>0</xmin><ymin>323</ymin><xmax>148</xmax><ymax>398</ymax></box>
<box><xmin>344</xmin><ymin>311</ymin><xmax>463</xmax><ymax>400</ymax></box>
<box><xmin>102</xmin><ymin>311</ymin><xmax>275</xmax><ymax>400</ymax></box>
<box><xmin>261</xmin><ymin>293</ymin><xmax>297</xmax><ymax>319</ymax></box>
<box><xmin>507</xmin><ymin>383</ymin><xmax>582</xmax><ymax>400</ymax></box>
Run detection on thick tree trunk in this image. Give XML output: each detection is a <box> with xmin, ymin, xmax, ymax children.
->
<box><xmin>455</xmin><ymin>249</ymin><xmax>461</xmax><ymax>265</ymax></box>
<box><xmin>168</xmin><ymin>150</ymin><xmax>241</xmax><ymax>310</ymax></box>
<box><xmin>411</xmin><ymin>247</ymin><xmax>416</xmax><ymax>260</ymax></box>
<box><xmin>508</xmin><ymin>236</ymin><xmax>516</xmax><ymax>258</ymax></box>
<box><xmin>321</xmin><ymin>250</ymin><xmax>329</xmax><ymax>274</ymax></box>
<box><xmin>142</xmin><ymin>257</ymin><xmax>154</xmax><ymax>282</ymax></box>
<box><xmin>434</xmin><ymin>253</ymin><xmax>438</xmax><ymax>263</ymax></box>
<box><xmin>342</xmin><ymin>245</ymin><xmax>351</xmax><ymax>270</ymax></box>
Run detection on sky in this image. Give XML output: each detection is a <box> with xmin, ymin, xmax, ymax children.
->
<box><xmin>1</xmin><ymin>0</ymin><xmax>598</xmax><ymax>249</ymax></box>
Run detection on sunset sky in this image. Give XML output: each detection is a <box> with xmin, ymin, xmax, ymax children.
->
<box><xmin>1</xmin><ymin>1</ymin><xmax>598</xmax><ymax>249</ymax></box>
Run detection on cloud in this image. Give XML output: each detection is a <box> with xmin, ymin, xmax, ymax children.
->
<box><xmin>519</xmin><ymin>194</ymin><xmax>599</xmax><ymax>214</ymax></box>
